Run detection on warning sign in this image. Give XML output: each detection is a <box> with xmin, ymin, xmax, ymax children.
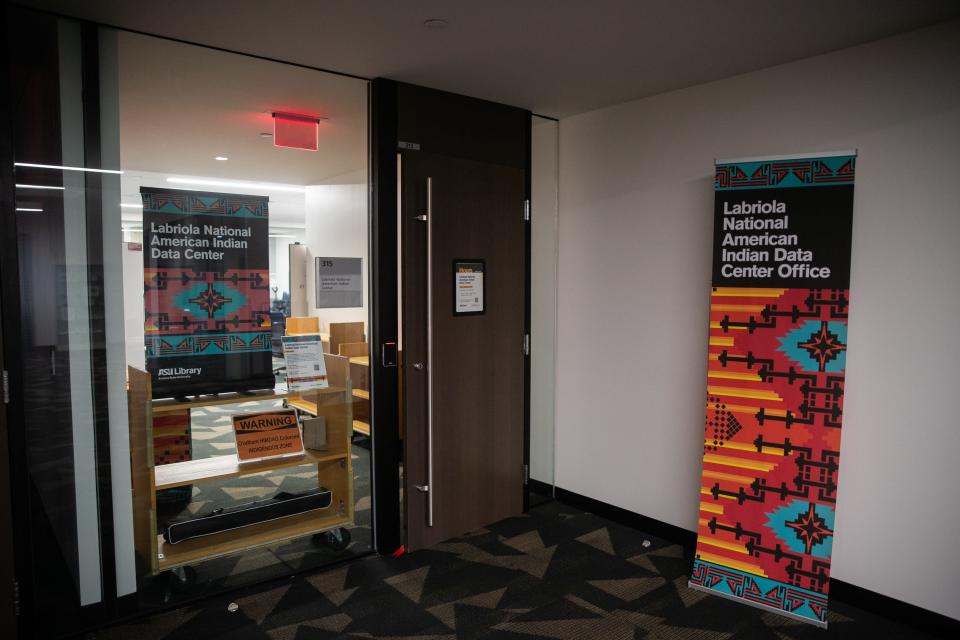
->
<box><xmin>232</xmin><ymin>409</ymin><xmax>304</xmax><ymax>461</ymax></box>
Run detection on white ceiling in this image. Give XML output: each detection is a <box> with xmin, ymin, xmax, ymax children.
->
<box><xmin>118</xmin><ymin>31</ymin><xmax>367</xmax><ymax>186</ymax></box>
<box><xmin>23</xmin><ymin>0</ymin><xmax>960</xmax><ymax>118</ymax></box>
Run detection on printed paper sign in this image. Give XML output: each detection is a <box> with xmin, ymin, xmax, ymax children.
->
<box><xmin>282</xmin><ymin>334</ymin><xmax>329</xmax><ymax>392</ymax></box>
<box><xmin>232</xmin><ymin>409</ymin><xmax>304</xmax><ymax>461</ymax></box>
<box><xmin>315</xmin><ymin>257</ymin><xmax>362</xmax><ymax>308</ymax></box>
<box><xmin>454</xmin><ymin>260</ymin><xmax>485</xmax><ymax>315</ymax></box>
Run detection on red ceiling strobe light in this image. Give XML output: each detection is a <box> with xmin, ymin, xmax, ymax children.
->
<box><xmin>272</xmin><ymin>112</ymin><xmax>320</xmax><ymax>151</ymax></box>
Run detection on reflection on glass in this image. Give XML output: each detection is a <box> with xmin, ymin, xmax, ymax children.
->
<box><xmin>7</xmin><ymin>10</ymin><xmax>373</xmax><ymax>632</ymax></box>
<box><xmin>115</xmin><ymin>30</ymin><xmax>373</xmax><ymax>608</ymax></box>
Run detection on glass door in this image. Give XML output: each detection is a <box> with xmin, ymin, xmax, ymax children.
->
<box><xmin>4</xmin><ymin>8</ymin><xmax>376</xmax><ymax>636</ymax></box>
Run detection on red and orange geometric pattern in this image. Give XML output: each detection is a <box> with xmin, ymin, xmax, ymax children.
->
<box><xmin>690</xmin><ymin>286</ymin><xmax>849</xmax><ymax>625</ymax></box>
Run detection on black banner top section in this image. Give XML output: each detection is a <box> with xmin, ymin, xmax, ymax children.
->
<box><xmin>711</xmin><ymin>185</ymin><xmax>854</xmax><ymax>289</ymax></box>
<box><xmin>141</xmin><ymin>186</ymin><xmax>269</xmax><ymax>271</ymax></box>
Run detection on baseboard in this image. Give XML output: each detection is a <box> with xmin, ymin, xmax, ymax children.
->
<box><xmin>828</xmin><ymin>580</ymin><xmax>958</xmax><ymax>637</ymax></box>
<box><xmin>553</xmin><ymin>486</ymin><xmax>958</xmax><ymax>637</ymax></box>
<box><xmin>554</xmin><ymin>487</ymin><xmax>696</xmax><ymax>549</ymax></box>
<box><xmin>528</xmin><ymin>478</ymin><xmax>553</xmax><ymax>498</ymax></box>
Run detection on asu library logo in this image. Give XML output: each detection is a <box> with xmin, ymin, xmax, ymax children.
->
<box><xmin>157</xmin><ymin>367</ymin><xmax>202</xmax><ymax>378</ymax></box>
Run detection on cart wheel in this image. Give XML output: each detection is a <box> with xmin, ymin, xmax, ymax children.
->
<box><xmin>323</xmin><ymin>527</ymin><xmax>351</xmax><ymax>551</ymax></box>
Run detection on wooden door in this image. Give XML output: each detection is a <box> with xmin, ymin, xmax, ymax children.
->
<box><xmin>402</xmin><ymin>151</ymin><xmax>526</xmax><ymax>550</ymax></box>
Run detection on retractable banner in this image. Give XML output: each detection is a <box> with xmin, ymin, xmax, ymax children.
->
<box><xmin>689</xmin><ymin>152</ymin><xmax>857</xmax><ymax>626</ymax></box>
<box><xmin>142</xmin><ymin>187</ymin><xmax>273</xmax><ymax>398</ymax></box>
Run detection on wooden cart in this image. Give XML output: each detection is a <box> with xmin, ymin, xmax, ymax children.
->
<box><xmin>127</xmin><ymin>367</ymin><xmax>355</xmax><ymax>576</ymax></box>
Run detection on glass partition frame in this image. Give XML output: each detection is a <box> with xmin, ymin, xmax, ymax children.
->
<box><xmin>2</xmin><ymin>9</ymin><xmax>380</xmax><ymax>635</ymax></box>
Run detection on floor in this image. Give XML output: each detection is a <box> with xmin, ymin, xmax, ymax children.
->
<box><xmin>94</xmin><ymin>501</ymin><xmax>935</xmax><ymax>640</ymax></box>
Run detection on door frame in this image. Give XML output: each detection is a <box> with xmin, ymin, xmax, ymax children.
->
<box><xmin>369</xmin><ymin>78</ymin><xmax>403</xmax><ymax>554</ymax></box>
<box><xmin>522</xmin><ymin>107</ymin><xmax>532</xmax><ymax>513</ymax></box>
<box><xmin>0</xmin><ymin>7</ymin><xmax>23</xmax><ymax>635</ymax></box>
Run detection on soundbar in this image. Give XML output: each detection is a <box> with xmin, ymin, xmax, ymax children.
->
<box><xmin>163</xmin><ymin>487</ymin><xmax>333</xmax><ymax>545</ymax></box>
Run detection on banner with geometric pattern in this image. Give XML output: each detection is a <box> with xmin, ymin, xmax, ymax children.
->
<box><xmin>142</xmin><ymin>187</ymin><xmax>273</xmax><ymax>398</ymax></box>
<box><xmin>689</xmin><ymin>152</ymin><xmax>857</xmax><ymax>627</ymax></box>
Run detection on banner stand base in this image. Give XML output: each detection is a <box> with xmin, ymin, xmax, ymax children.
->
<box><xmin>687</xmin><ymin>581</ymin><xmax>828</xmax><ymax>628</ymax></box>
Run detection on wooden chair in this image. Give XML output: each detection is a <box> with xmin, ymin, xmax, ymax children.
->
<box><xmin>285</xmin><ymin>316</ymin><xmax>319</xmax><ymax>335</ymax></box>
<box><xmin>323</xmin><ymin>353</ymin><xmax>349</xmax><ymax>388</ymax></box>
<box><xmin>337</xmin><ymin>341</ymin><xmax>368</xmax><ymax>358</ymax></box>
<box><xmin>286</xmin><ymin>316</ymin><xmax>330</xmax><ymax>352</ymax></box>
<box><xmin>329</xmin><ymin>322</ymin><xmax>364</xmax><ymax>357</ymax></box>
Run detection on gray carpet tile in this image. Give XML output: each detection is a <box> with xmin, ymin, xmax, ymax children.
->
<box><xmin>94</xmin><ymin>502</ymin><xmax>941</xmax><ymax>640</ymax></box>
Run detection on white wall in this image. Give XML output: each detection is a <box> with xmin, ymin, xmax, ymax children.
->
<box><xmin>556</xmin><ymin>20</ymin><xmax>960</xmax><ymax>620</ymax></box>
<box><xmin>531</xmin><ymin>117</ymin><xmax>559</xmax><ymax>484</ymax></box>
<box><xmin>304</xmin><ymin>183</ymin><xmax>369</xmax><ymax>333</ymax></box>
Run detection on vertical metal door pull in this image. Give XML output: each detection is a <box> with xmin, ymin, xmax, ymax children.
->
<box><xmin>412</xmin><ymin>177</ymin><xmax>435</xmax><ymax>527</ymax></box>
<box><xmin>425</xmin><ymin>176</ymin><xmax>434</xmax><ymax>527</ymax></box>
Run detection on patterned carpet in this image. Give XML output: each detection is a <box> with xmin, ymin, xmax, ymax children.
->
<box><xmin>96</xmin><ymin>501</ymin><xmax>937</xmax><ymax>639</ymax></box>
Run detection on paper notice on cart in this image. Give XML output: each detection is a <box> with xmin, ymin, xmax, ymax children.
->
<box><xmin>233</xmin><ymin>409</ymin><xmax>304</xmax><ymax>462</ymax></box>
<box><xmin>282</xmin><ymin>334</ymin><xmax>329</xmax><ymax>392</ymax></box>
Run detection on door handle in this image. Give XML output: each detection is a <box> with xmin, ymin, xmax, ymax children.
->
<box><xmin>411</xmin><ymin>178</ymin><xmax>434</xmax><ymax>528</ymax></box>
<box><xmin>424</xmin><ymin>176</ymin><xmax>434</xmax><ymax>527</ymax></box>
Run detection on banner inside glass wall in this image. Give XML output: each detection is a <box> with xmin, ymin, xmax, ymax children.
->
<box><xmin>141</xmin><ymin>187</ymin><xmax>273</xmax><ymax>398</ymax></box>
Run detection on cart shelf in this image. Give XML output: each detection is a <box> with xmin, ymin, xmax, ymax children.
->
<box><xmin>155</xmin><ymin>448</ymin><xmax>348</xmax><ymax>490</ymax></box>
<box><xmin>127</xmin><ymin>367</ymin><xmax>355</xmax><ymax>576</ymax></box>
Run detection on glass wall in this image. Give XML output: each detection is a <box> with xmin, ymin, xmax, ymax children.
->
<box><xmin>5</xmin><ymin>10</ymin><xmax>373</xmax><ymax>635</ymax></box>
<box><xmin>530</xmin><ymin>115</ymin><xmax>559</xmax><ymax>500</ymax></box>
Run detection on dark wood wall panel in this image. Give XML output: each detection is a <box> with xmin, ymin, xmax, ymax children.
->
<box><xmin>397</xmin><ymin>83</ymin><xmax>528</xmax><ymax>169</ymax></box>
